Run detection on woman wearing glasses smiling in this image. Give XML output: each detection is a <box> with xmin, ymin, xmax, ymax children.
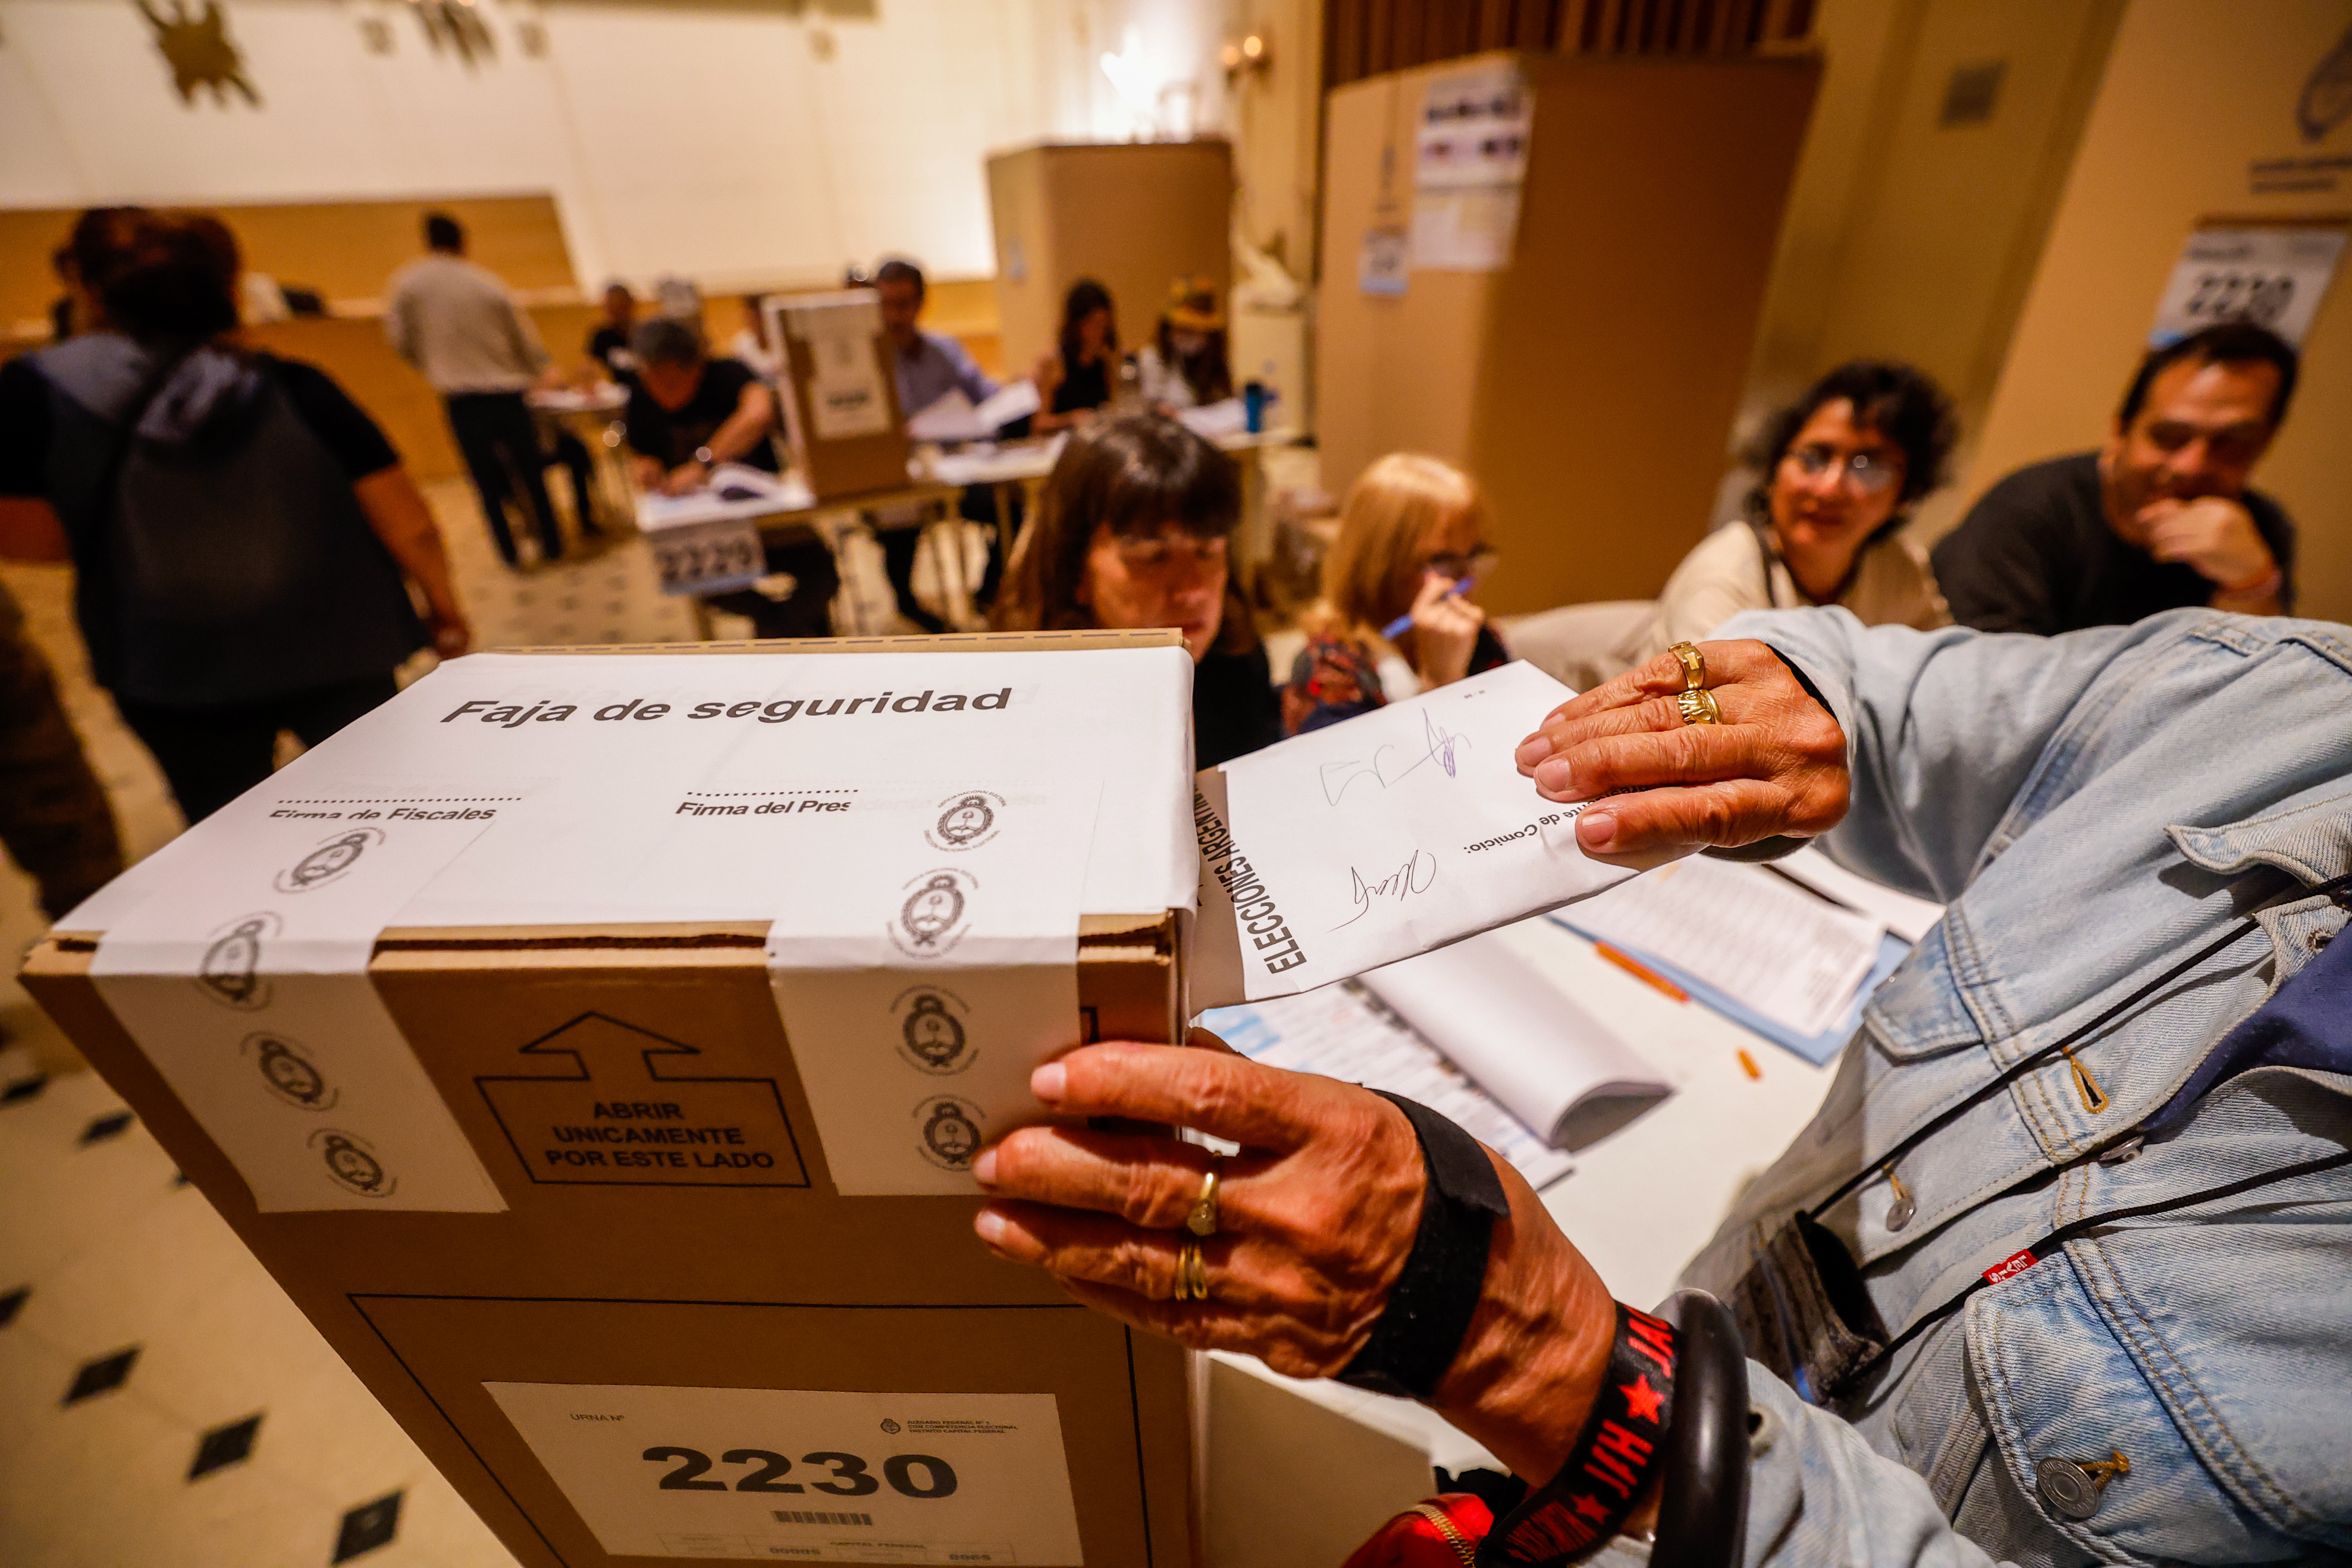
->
<box><xmin>993</xmin><ymin>414</ymin><xmax>1283</xmax><ymax>769</ymax></box>
<box><xmin>1641</xmin><ymin>360</ymin><xmax>1958</xmax><ymax>663</ymax></box>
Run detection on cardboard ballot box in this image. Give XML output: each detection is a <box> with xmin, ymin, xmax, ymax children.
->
<box><xmin>24</xmin><ymin>630</ymin><xmax>1201</xmax><ymax>1568</ymax></box>
<box><xmin>763</xmin><ymin>292</ymin><xmax>913</xmax><ymax>500</ymax></box>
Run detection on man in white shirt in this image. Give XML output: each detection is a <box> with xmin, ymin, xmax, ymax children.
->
<box><xmin>385</xmin><ymin>212</ymin><xmax>565</xmax><ymax>568</ymax></box>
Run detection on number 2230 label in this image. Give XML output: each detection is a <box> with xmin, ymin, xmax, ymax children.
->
<box><xmin>485</xmin><ymin>1383</ymin><xmax>1083</xmax><ymax>1564</ymax></box>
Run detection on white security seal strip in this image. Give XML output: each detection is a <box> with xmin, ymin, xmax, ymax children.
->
<box><xmin>485</xmin><ymin>1381</ymin><xmax>1084</xmax><ymax>1565</ymax></box>
<box><xmin>1190</xmin><ymin>661</ymin><xmax>1683</xmax><ymax>1007</ymax></box>
<box><xmin>89</xmin><ymin>778</ymin><xmax>519</xmax><ymax>1212</ymax></box>
<box><xmin>767</xmin><ymin>780</ymin><xmax>1100</xmax><ymax>1196</ymax></box>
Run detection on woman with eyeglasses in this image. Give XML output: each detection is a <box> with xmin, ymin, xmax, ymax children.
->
<box><xmin>1641</xmin><ymin>361</ymin><xmax>1956</xmax><ymax>664</ymax></box>
<box><xmin>1283</xmin><ymin>453</ymin><xmax>1507</xmax><ymax>735</ymax></box>
<box><xmin>992</xmin><ymin>413</ymin><xmax>1281</xmax><ymax>768</ymax></box>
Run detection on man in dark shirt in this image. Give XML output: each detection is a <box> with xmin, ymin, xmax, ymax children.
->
<box><xmin>586</xmin><ymin>281</ymin><xmax>638</xmax><ymax>382</ymax></box>
<box><xmin>623</xmin><ymin>317</ymin><xmax>837</xmax><ymax>638</ymax></box>
<box><xmin>1932</xmin><ymin>321</ymin><xmax>2298</xmax><ymax>633</ymax></box>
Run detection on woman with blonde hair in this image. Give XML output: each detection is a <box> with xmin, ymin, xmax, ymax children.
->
<box><xmin>1283</xmin><ymin>453</ymin><xmax>1506</xmax><ymax>734</ymax></box>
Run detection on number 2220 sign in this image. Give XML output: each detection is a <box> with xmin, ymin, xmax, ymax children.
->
<box><xmin>485</xmin><ymin>1382</ymin><xmax>1085</xmax><ymax>1564</ymax></box>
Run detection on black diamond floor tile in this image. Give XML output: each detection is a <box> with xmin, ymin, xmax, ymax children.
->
<box><xmin>64</xmin><ymin>1346</ymin><xmax>138</xmax><ymax>1404</ymax></box>
<box><xmin>0</xmin><ymin>1285</ymin><xmax>27</xmax><ymax>1326</ymax></box>
<box><xmin>332</xmin><ymin>1489</ymin><xmax>403</xmax><ymax>1562</ymax></box>
<box><xmin>79</xmin><ymin>1110</ymin><xmax>135</xmax><ymax>1145</ymax></box>
<box><xmin>188</xmin><ymin>1412</ymin><xmax>263</xmax><ymax>1479</ymax></box>
<box><xmin>2</xmin><ymin>1072</ymin><xmax>47</xmax><ymax>1104</ymax></box>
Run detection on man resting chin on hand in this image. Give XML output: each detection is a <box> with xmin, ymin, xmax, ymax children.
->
<box><xmin>973</xmin><ymin>607</ymin><xmax>2352</xmax><ymax>1568</ymax></box>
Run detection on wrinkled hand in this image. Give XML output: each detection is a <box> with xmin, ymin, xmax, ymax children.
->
<box><xmin>1514</xmin><ymin>639</ymin><xmax>1849</xmax><ymax>859</ymax></box>
<box><xmin>973</xmin><ymin>1034</ymin><xmax>1615</xmax><ymax>1481</ymax></box>
<box><xmin>2140</xmin><ymin>496</ymin><xmax>2274</xmax><ymax>589</ymax></box>
<box><xmin>1408</xmin><ymin>572</ymin><xmax>1485</xmax><ymax>688</ymax></box>
<box><xmin>973</xmin><ymin>1034</ymin><xmax>1425</xmax><ymax>1379</ymax></box>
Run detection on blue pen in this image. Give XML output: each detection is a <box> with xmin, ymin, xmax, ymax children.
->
<box><xmin>1381</xmin><ymin>577</ymin><xmax>1475</xmax><ymax>641</ymax></box>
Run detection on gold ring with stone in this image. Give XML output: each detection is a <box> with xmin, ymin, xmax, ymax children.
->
<box><xmin>1174</xmin><ymin>1240</ymin><xmax>1211</xmax><ymax>1302</ymax></box>
<box><xmin>1676</xmin><ymin>687</ymin><xmax>1723</xmax><ymax>726</ymax></box>
<box><xmin>1668</xmin><ymin>640</ymin><xmax>1707</xmax><ymax>691</ymax></box>
<box><xmin>1185</xmin><ymin>1165</ymin><xmax>1221</xmax><ymax>1237</ymax></box>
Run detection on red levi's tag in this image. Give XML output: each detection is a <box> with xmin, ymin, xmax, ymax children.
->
<box><xmin>1982</xmin><ymin>1248</ymin><xmax>2038</xmax><ymax>1285</ymax></box>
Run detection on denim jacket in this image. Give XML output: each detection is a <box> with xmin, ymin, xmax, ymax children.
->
<box><xmin>1659</xmin><ymin>608</ymin><xmax>2352</xmax><ymax>1568</ymax></box>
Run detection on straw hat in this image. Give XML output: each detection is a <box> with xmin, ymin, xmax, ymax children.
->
<box><xmin>1163</xmin><ymin>276</ymin><xmax>1223</xmax><ymax>332</ymax></box>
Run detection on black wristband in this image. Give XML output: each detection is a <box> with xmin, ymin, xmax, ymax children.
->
<box><xmin>1336</xmin><ymin>1090</ymin><xmax>1510</xmax><ymax>1401</ymax></box>
<box><xmin>1479</xmin><ymin>1303</ymin><xmax>1678</xmax><ymax>1566</ymax></box>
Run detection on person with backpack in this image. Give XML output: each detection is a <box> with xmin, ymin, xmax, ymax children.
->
<box><xmin>0</xmin><ymin>209</ymin><xmax>469</xmax><ymax>825</ymax></box>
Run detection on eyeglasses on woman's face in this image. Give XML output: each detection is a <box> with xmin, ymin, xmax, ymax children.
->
<box><xmin>1783</xmin><ymin>443</ymin><xmax>1903</xmax><ymax>496</ymax></box>
<box><xmin>1420</xmin><ymin>548</ymin><xmax>1498</xmax><ymax>583</ymax></box>
<box><xmin>1112</xmin><ymin>531</ymin><xmax>1229</xmax><ymax>578</ymax></box>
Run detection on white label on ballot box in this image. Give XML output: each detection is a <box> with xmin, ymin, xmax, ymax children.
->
<box><xmin>767</xmin><ymin>779</ymin><xmax>1096</xmax><ymax>1196</ymax></box>
<box><xmin>485</xmin><ymin>1382</ymin><xmax>1082</xmax><ymax>1564</ymax></box>
<box><xmin>1191</xmin><ymin>662</ymin><xmax>1679</xmax><ymax>1007</ymax></box>
<box><xmin>650</xmin><ymin>517</ymin><xmax>765</xmax><ymax>597</ymax></box>
<box><xmin>87</xmin><ymin>777</ymin><xmax>520</xmax><ymax>1211</ymax></box>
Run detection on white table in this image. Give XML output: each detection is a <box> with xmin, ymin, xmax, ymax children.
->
<box><xmin>1198</xmin><ymin>912</ymin><xmax>1838</xmax><ymax>1564</ymax></box>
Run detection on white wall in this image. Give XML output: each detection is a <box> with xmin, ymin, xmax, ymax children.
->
<box><xmin>0</xmin><ymin>0</ymin><xmax>1232</xmax><ymax>290</ymax></box>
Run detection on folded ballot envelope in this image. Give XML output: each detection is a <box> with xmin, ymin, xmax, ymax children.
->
<box><xmin>23</xmin><ymin>630</ymin><xmax>1201</xmax><ymax>1568</ymax></box>
<box><xmin>1190</xmin><ymin>660</ymin><xmax>1683</xmax><ymax>1008</ymax></box>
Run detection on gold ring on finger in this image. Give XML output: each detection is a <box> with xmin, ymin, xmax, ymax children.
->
<box><xmin>1185</xmin><ymin>1165</ymin><xmax>1221</xmax><ymax>1237</ymax></box>
<box><xmin>1174</xmin><ymin>1240</ymin><xmax>1211</xmax><ymax>1302</ymax></box>
<box><xmin>1668</xmin><ymin>640</ymin><xmax>1707</xmax><ymax>691</ymax></box>
<box><xmin>1676</xmin><ymin>687</ymin><xmax>1723</xmax><ymax>726</ymax></box>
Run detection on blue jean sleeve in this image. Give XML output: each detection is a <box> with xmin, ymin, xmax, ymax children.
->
<box><xmin>1711</xmin><ymin>606</ymin><xmax>2194</xmax><ymax>904</ymax></box>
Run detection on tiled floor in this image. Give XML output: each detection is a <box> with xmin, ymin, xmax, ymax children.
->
<box><xmin>0</xmin><ymin>476</ymin><xmax>990</xmax><ymax>1568</ymax></box>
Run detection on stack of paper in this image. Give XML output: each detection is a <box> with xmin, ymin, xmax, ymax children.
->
<box><xmin>1554</xmin><ymin>849</ymin><xmax>1944</xmax><ymax>1064</ymax></box>
<box><xmin>1199</xmin><ymin>929</ymin><xmax>1670</xmax><ymax>1187</ymax></box>
<box><xmin>906</xmin><ymin>381</ymin><xmax>1044</xmax><ymax>443</ymax></box>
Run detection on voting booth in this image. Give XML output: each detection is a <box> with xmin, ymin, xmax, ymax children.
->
<box><xmin>1317</xmin><ymin>51</ymin><xmax>1818</xmax><ymax>613</ymax></box>
<box><xmin>23</xmin><ymin>630</ymin><xmax>1200</xmax><ymax>1568</ymax></box>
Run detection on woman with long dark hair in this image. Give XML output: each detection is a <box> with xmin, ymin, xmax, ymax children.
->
<box><xmin>991</xmin><ymin>412</ymin><xmax>1279</xmax><ymax>768</ymax></box>
<box><xmin>1033</xmin><ymin>278</ymin><xmax>1119</xmax><ymax>434</ymax></box>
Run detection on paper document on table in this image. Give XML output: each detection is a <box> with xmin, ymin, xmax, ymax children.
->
<box><xmin>1564</xmin><ymin>857</ymin><xmax>1884</xmax><ymax>1038</ymax></box>
<box><xmin>1357</xmin><ymin>929</ymin><xmax>1668</xmax><ymax>1152</ymax></box>
<box><xmin>906</xmin><ymin>380</ymin><xmax>1042</xmax><ymax>443</ymax></box>
<box><xmin>1177</xmin><ymin>398</ymin><xmax>1249</xmax><ymax>438</ymax></box>
<box><xmin>635</xmin><ymin>464</ymin><xmax>811</xmax><ymax>531</ymax></box>
<box><xmin>1190</xmin><ymin>661</ymin><xmax>1680</xmax><ymax>1006</ymax></box>
<box><xmin>1201</xmin><ymin>980</ymin><xmax>1573</xmax><ymax>1189</ymax></box>
<box><xmin>1771</xmin><ymin>844</ymin><xmax>1945</xmax><ymax>943</ymax></box>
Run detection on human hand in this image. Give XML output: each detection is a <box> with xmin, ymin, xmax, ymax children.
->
<box><xmin>2139</xmin><ymin>496</ymin><xmax>2274</xmax><ymax>589</ymax></box>
<box><xmin>629</xmin><ymin>455</ymin><xmax>664</xmax><ymax>491</ymax></box>
<box><xmin>1514</xmin><ymin>639</ymin><xmax>1849</xmax><ymax>860</ymax></box>
<box><xmin>659</xmin><ymin>461</ymin><xmax>711</xmax><ymax>497</ymax></box>
<box><xmin>972</xmin><ymin>1035</ymin><xmax>1615</xmax><ymax>1481</ymax></box>
<box><xmin>1407</xmin><ymin>572</ymin><xmax>1485</xmax><ymax>688</ymax></box>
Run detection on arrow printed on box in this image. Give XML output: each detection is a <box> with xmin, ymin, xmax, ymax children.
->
<box><xmin>477</xmin><ymin>1013</ymin><xmax>809</xmax><ymax>1187</ymax></box>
